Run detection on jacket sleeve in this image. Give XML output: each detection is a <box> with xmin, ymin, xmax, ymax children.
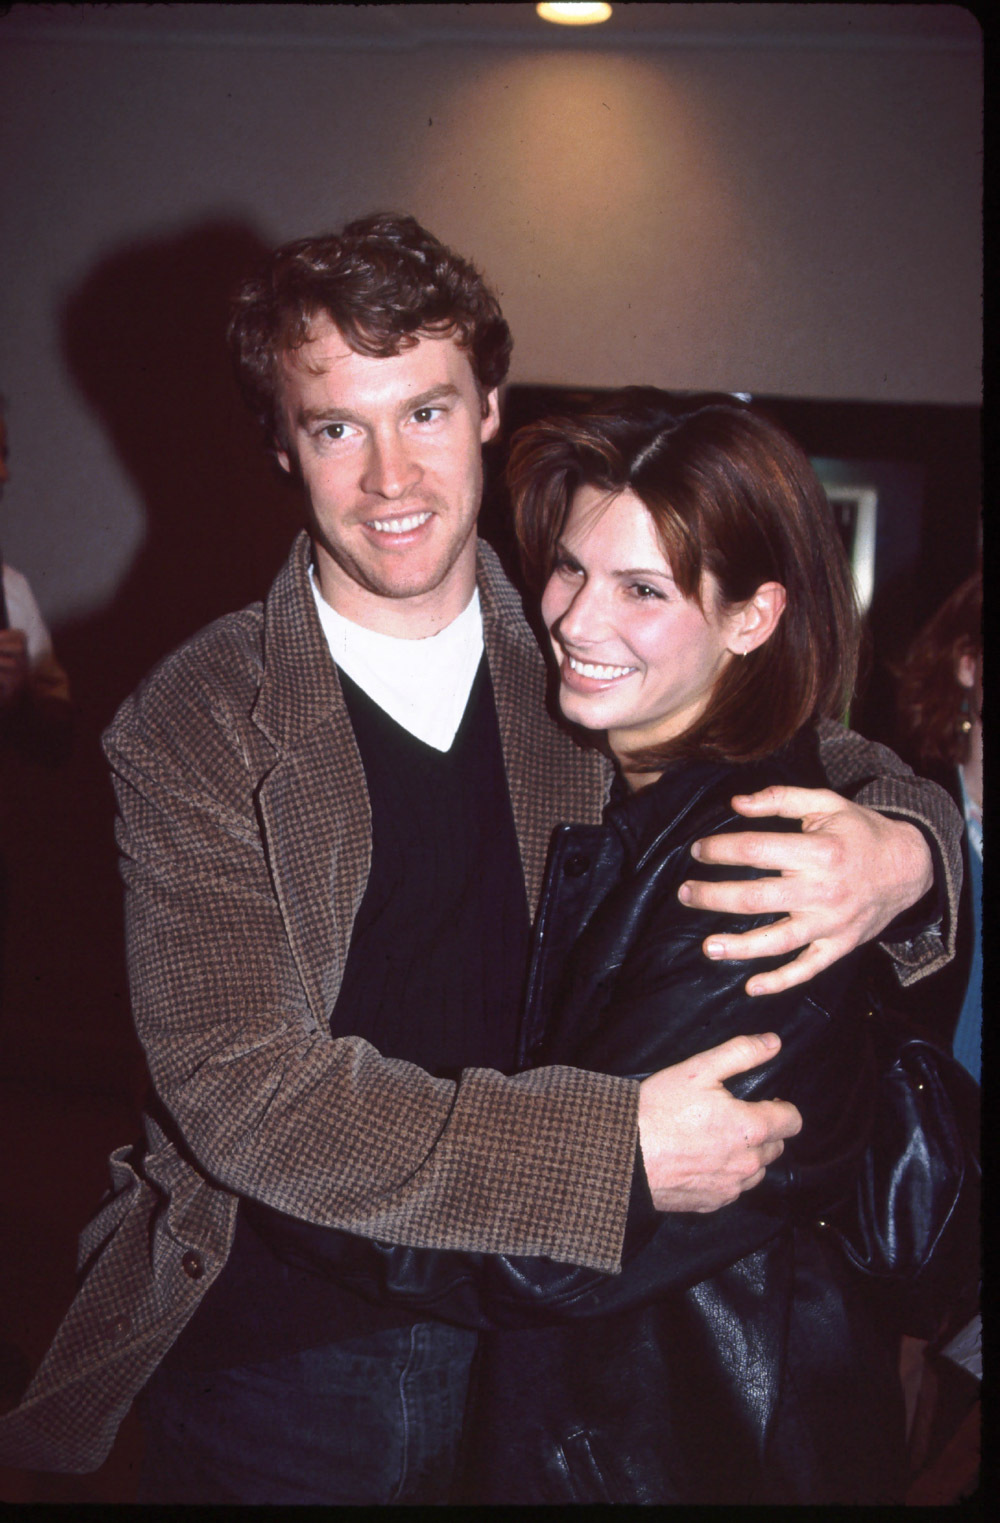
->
<box><xmin>814</xmin><ymin>719</ymin><xmax>962</xmax><ymax>985</ymax></box>
<box><xmin>101</xmin><ymin>638</ymin><xmax>639</xmax><ymax>1273</ymax></box>
<box><xmin>249</xmin><ymin>815</ymin><xmax>880</xmax><ymax>1328</ymax></box>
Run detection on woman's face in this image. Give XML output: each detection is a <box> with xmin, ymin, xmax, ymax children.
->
<box><xmin>541</xmin><ymin>484</ymin><xmax>742</xmax><ymax>765</ymax></box>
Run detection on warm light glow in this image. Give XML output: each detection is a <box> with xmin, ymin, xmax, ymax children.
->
<box><xmin>536</xmin><ymin>3</ymin><xmax>613</xmax><ymax>25</ymax></box>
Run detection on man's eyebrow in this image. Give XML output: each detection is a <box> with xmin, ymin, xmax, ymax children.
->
<box><xmin>295</xmin><ymin>384</ymin><xmax>461</xmax><ymax>430</ymax></box>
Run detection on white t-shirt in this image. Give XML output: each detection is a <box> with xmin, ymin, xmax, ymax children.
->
<box><xmin>307</xmin><ymin>564</ymin><xmax>483</xmax><ymax>752</ymax></box>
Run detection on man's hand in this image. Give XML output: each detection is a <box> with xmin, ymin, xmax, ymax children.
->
<box><xmin>637</xmin><ymin>1032</ymin><xmax>801</xmax><ymax>1212</ymax></box>
<box><xmin>678</xmin><ymin>785</ymin><xmax>933</xmax><ymax>997</ymax></box>
<box><xmin>0</xmin><ymin>628</ymin><xmax>29</xmax><ymax>711</ymax></box>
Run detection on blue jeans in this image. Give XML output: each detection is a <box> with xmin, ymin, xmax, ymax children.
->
<box><xmin>135</xmin><ymin>1322</ymin><xmax>478</xmax><ymax>1504</ymax></box>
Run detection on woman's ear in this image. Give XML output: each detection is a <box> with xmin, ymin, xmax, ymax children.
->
<box><xmin>956</xmin><ymin>649</ymin><xmax>977</xmax><ymax>689</ymax></box>
<box><xmin>726</xmin><ymin>582</ymin><xmax>786</xmax><ymax>655</ymax></box>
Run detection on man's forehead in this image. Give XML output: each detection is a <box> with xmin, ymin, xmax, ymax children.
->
<box><xmin>281</xmin><ymin>316</ymin><xmax>465</xmax><ymax>376</ymax></box>
<box><xmin>277</xmin><ymin>321</ymin><xmax>478</xmax><ymax>414</ymax></box>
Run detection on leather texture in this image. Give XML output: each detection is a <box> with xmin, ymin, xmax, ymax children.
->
<box><xmin>270</xmin><ymin>733</ymin><xmax>974</xmax><ymax>1502</ymax></box>
<box><xmin>825</xmin><ymin>1005</ymin><xmax>980</xmax><ymax>1341</ymax></box>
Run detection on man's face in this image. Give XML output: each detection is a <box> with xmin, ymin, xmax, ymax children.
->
<box><xmin>276</xmin><ymin>317</ymin><xmax>499</xmax><ymax>637</ymax></box>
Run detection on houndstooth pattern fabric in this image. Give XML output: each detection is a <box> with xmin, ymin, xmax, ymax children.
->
<box><xmin>0</xmin><ymin>535</ymin><xmax>961</xmax><ymax>1474</ymax></box>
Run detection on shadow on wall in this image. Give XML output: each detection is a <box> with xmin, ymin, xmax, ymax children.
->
<box><xmin>0</xmin><ymin>221</ymin><xmax>306</xmax><ymax>1498</ymax></box>
<box><xmin>2</xmin><ymin>220</ymin><xmax>301</xmax><ymax>1100</ymax></box>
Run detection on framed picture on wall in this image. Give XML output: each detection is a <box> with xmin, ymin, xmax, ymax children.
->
<box><xmin>812</xmin><ymin>472</ymin><xmax>878</xmax><ymax>614</ymax></box>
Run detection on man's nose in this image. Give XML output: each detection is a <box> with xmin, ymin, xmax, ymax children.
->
<box><xmin>361</xmin><ymin>431</ymin><xmax>421</xmax><ymax>499</ymax></box>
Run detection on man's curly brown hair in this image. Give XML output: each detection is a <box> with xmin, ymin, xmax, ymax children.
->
<box><xmin>228</xmin><ymin>213</ymin><xmax>512</xmax><ymax>451</ymax></box>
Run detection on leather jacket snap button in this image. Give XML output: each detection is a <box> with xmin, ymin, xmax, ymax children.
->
<box><xmin>102</xmin><ymin>1313</ymin><xmax>131</xmax><ymax>1341</ymax></box>
<box><xmin>563</xmin><ymin>852</ymin><xmax>591</xmax><ymax>878</ymax></box>
<box><xmin>181</xmin><ymin>1250</ymin><xmax>205</xmax><ymax>1280</ymax></box>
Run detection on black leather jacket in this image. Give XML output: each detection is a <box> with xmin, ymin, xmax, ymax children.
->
<box><xmin>258</xmin><ymin>732</ymin><xmax>908</xmax><ymax>1503</ymax></box>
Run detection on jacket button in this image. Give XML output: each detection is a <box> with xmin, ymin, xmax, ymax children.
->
<box><xmin>101</xmin><ymin>1313</ymin><xmax>131</xmax><ymax>1342</ymax></box>
<box><xmin>563</xmin><ymin>852</ymin><xmax>591</xmax><ymax>878</ymax></box>
<box><xmin>182</xmin><ymin>1250</ymin><xmax>205</xmax><ymax>1280</ymax></box>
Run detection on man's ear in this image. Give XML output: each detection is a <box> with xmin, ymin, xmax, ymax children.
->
<box><xmin>480</xmin><ymin>388</ymin><xmax>501</xmax><ymax>444</ymax></box>
<box><xmin>726</xmin><ymin>582</ymin><xmax>787</xmax><ymax>655</ymax></box>
<box><xmin>275</xmin><ymin>447</ymin><xmax>292</xmax><ymax>475</ymax></box>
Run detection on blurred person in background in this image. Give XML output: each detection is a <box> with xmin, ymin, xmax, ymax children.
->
<box><xmin>0</xmin><ymin>400</ymin><xmax>72</xmax><ymax>744</ymax></box>
<box><xmin>887</xmin><ymin>570</ymin><xmax>981</xmax><ymax>1499</ymax></box>
<box><xmin>893</xmin><ymin>571</ymin><xmax>981</xmax><ymax>1082</ymax></box>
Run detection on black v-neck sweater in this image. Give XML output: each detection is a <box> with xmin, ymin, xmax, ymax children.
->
<box><xmin>164</xmin><ymin>656</ymin><xmax>532</xmax><ymax>1367</ymax></box>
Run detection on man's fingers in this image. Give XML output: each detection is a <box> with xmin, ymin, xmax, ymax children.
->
<box><xmin>689</xmin><ymin>829</ymin><xmax>838</xmax><ymax>873</ymax></box>
<box><xmin>728</xmin><ymin>784</ymin><xmax>843</xmax><ymax>821</ymax></box>
<box><xmin>737</xmin><ymin>1164</ymin><xmax>768</xmax><ymax>1194</ymax></box>
<box><xmin>756</xmin><ymin>1139</ymin><xmax>785</xmax><ymax>1168</ymax></box>
<box><xmin>738</xmin><ymin>1097</ymin><xmax>802</xmax><ymax>1146</ymax></box>
<box><xmin>680</xmin><ymin>875</ymin><xmax>824</xmax><ymax>921</ymax></box>
<box><xmin>700</xmin><ymin>917</ymin><xmax>812</xmax><ymax>963</ymax></box>
<box><xmin>748</xmin><ymin>1096</ymin><xmax>802</xmax><ymax>1142</ymax></box>
<box><xmin>678</xmin><ymin>1030</ymin><xmax>782</xmax><ymax>1084</ymax></box>
<box><xmin>744</xmin><ymin>942</ymin><xmax>840</xmax><ymax>998</ymax></box>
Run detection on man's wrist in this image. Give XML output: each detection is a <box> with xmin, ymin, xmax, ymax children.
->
<box><xmin>880</xmin><ymin>817</ymin><xmax>945</xmax><ymax>943</ymax></box>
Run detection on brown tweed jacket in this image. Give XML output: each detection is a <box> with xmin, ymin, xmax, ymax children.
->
<box><xmin>0</xmin><ymin>533</ymin><xmax>960</xmax><ymax>1474</ymax></box>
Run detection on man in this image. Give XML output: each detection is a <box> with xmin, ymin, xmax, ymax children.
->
<box><xmin>0</xmin><ymin>215</ymin><xmax>959</xmax><ymax>1503</ymax></box>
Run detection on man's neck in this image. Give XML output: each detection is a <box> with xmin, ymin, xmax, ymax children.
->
<box><xmin>312</xmin><ymin>544</ymin><xmax>479</xmax><ymax>640</ymax></box>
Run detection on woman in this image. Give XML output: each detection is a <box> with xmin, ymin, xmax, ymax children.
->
<box><xmin>270</xmin><ymin>394</ymin><xmax>912</xmax><ymax>1502</ymax></box>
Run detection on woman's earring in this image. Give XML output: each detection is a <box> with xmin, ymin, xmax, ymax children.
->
<box><xmin>960</xmin><ymin>692</ymin><xmax>973</xmax><ymax>734</ymax></box>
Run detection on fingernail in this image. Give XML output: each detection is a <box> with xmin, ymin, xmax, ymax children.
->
<box><xmin>705</xmin><ymin>939</ymin><xmax>724</xmax><ymax>958</ymax></box>
<box><xmin>759</xmin><ymin>1031</ymin><xmax>779</xmax><ymax>1047</ymax></box>
<box><xmin>746</xmin><ymin>981</ymin><xmax>762</xmax><ymax>997</ymax></box>
<box><xmin>690</xmin><ymin>841</ymin><xmax>702</xmax><ymax>860</ymax></box>
<box><xmin>678</xmin><ymin>883</ymin><xmax>692</xmax><ymax>904</ymax></box>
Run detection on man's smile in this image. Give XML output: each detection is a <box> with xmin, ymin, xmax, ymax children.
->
<box><xmin>366</xmin><ymin>510</ymin><xmax>433</xmax><ymax>536</ymax></box>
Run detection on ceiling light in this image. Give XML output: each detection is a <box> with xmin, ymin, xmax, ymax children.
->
<box><xmin>536</xmin><ymin>3</ymin><xmax>613</xmax><ymax>25</ymax></box>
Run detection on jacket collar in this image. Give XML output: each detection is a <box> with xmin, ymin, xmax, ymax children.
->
<box><xmin>608</xmin><ymin>729</ymin><xmax>821</xmax><ymax>868</ymax></box>
<box><xmin>252</xmin><ymin>531</ymin><xmax>343</xmax><ymax>752</ymax></box>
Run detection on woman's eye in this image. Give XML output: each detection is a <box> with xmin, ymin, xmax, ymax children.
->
<box><xmin>630</xmin><ymin>582</ymin><xmax>663</xmax><ymax>600</ymax></box>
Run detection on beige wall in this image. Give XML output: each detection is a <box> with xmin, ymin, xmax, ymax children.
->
<box><xmin>0</xmin><ymin>8</ymin><xmax>982</xmax><ymax>625</ymax></box>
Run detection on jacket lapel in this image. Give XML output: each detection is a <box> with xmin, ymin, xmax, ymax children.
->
<box><xmin>477</xmin><ymin>542</ymin><xmax>608</xmax><ymax>915</ymax></box>
<box><xmin>253</xmin><ymin>533</ymin><xmax>372</xmax><ymax>1028</ymax></box>
<box><xmin>250</xmin><ymin>534</ymin><xmax>609</xmax><ymax>1020</ymax></box>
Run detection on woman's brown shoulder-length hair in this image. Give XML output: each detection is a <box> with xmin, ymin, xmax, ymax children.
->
<box><xmin>508</xmin><ymin>393</ymin><xmax>861</xmax><ymax>770</ymax></box>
